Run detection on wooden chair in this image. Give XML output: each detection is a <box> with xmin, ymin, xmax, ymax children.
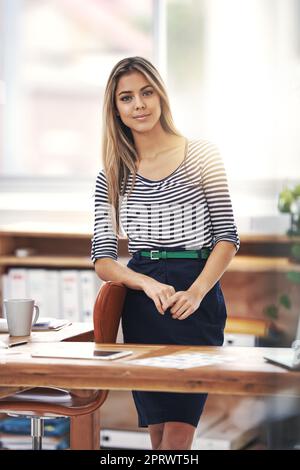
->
<box><xmin>0</xmin><ymin>281</ymin><xmax>127</xmax><ymax>450</ymax></box>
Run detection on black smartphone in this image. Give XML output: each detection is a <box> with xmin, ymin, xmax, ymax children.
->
<box><xmin>92</xmin><ymin>350</ymin><xmax>133</xmax><ymax>360</ymax></box>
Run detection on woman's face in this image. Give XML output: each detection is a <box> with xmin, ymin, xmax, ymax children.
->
<box><xmin>115</xmin><ymin>71</ymin><xmax>162</xmax><ymax>134</ymax></box>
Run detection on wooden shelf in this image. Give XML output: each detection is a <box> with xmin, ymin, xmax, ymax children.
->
<box><xmin>0</xmin><ymin>224</ymin><xmax>92</xmax><ymax>239</ymax></box>
<box><xmin>0</xmin><ymin>254</ymin><xmax>299</xmax><ymax>272</ymax></box>
<box><xmin>239</xmin><ymin>234</ymin><xmax>300</xmax><ymax>243</ymax></box>
<box><xmin>1</xmin><ymin>225</ymin><xmax>300</xmax><ymax>243</ymax></box>
<box><xmin>0</xmin><ymin>256</ymin><xmax>93</xmax><ymax>268</ymax></box>
<box><xmin>229</xmin><ymin>256</ymin><xmax>300</xmax><ymax>273</ymax></box>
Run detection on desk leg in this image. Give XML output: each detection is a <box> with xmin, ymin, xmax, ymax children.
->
<box><xmin>70</xmin><ymin>410</ymin><xmax>100</xmax><ymax>450</ymax></box>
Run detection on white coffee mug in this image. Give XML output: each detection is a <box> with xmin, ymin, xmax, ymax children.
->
<box><xmin>4</xmin><ymin>299</ymin><xmax>39</xmax><ymax>336</ymax></box>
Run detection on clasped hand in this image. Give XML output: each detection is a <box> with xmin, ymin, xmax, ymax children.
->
<box><xmin>143</xmin><ymin>278</ymin><xmax>203</xmax><ymax>320</ymax></box>
<box><xmin>163</xmin><ymin>289</ymin><xmax>203</xmax><ymax>320</ymax></box>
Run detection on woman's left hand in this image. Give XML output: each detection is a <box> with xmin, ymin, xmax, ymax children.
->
<box><xmin>162</xmin><ymin>287</ymin><xmax>204</xmax><ymax>320</ymax></box>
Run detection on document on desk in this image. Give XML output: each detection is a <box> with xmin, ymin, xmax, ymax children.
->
<box><xmin>126</xmin><ymin>353</ymin><xmax>236</xmax><ymax>369</ymax></box>
<box><xmin>31</xmin><ymin>318</ymin><xmax>72</xmax><ymax>331</ymax></box>
<box><xmin>0</xmin><ymin>317</ymin><xmax>71</xmax><ymax>332</ymax></box>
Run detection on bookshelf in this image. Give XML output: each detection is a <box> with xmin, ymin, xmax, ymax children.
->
<box><xmin>0</xmin><ymin>227</ymin><xmax>299</xmax><ymax>322</ymax></box>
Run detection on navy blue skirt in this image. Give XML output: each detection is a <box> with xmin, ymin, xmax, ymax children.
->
<box><xmin>121</xmin><ymin>248</ymin><xmax>227</xmax><ymax>428</ymax></box>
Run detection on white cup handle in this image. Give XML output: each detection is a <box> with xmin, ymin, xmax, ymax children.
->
<box><xmin>32</xmin><ymin>305</ymin><xmax>39</xmax><ymax>325</ymax></box>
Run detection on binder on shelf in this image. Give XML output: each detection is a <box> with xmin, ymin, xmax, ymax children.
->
<box><xmin>2</xmin><ymin>267</ymin><xmax>102</xmax><ymax>323</ymax></box>
<box><xmin>79</xmin><ymin>270</ymin><xmax>96</xmax><ymax>323</ymax></box>
<box><xmin>60</xmin><ymin>270</ymin><xmax>80</xmax><ymax>322</ymax></box>
<box><xmin>44</xmin><ymin>270</ymin><xmax>61</xmax><ymax>318</ymax></box>
<box><xmin>27</xmin><ymin>269</ymin><xmax>47</xmax><ymax>317</ymax></box>
<box><xmin>94</xmin><ymin>272</ymin><xmax>103</xmax><ymax>296</ymax></box>
<box><xmin>1</xmin><ymin>273</ymin><xmax>9</xmax><ymax>301</ymax></box>
<box><xmin>7</xmin><ymin>268</ymin><xmax>27</xmax><ymax>299</ymax></box>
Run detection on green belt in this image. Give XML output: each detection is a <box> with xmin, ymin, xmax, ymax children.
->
<box><xmin>140</xmin><ymin>248</ymin><xmax>210</xmax><ymax>260</ymax></box>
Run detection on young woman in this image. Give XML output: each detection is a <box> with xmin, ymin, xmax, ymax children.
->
<box><xmin>91</xmin><ymin>56</ymin><xmax>240</xmax><ymax>450</ymax></box>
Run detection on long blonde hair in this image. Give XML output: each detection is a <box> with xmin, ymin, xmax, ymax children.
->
<box><xmin>102</xmin><ymin>56</ymin><xmax>181</xmax><ymax>235</ymax></box>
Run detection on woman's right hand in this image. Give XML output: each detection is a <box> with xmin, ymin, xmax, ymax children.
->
<box><xmin>141</xmin><ymin>277</ymin><xmax>176</xmax><ymax>315</ymax></box>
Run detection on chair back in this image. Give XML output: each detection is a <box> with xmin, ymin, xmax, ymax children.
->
<box><xmin>93</xmin><ymin>281</ymin><xmax>127</xmax><ymax>343</ymax></box>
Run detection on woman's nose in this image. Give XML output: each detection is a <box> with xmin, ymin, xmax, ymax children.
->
<box><xmin>135</xmin><ymin>96</ymin><xmax>146</xmax><ymax>109</ymax></box>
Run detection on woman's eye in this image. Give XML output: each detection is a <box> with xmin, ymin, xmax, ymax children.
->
<box><xmin>120</xmin><ymin>96</ymin><xmax>132</xmax><ymax>102</ymax></box>
<box><xmin>120</xmin><ymin>90</ymin><xmax>153</xmax><ymax>102</ymax></box>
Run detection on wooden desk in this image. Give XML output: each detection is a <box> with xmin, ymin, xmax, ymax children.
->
<box><xmin>1</xmin><ymin>342</ymin><xmax>299</xmax><ymax>449</ymax></box>
<box><xmin>1</xmin><ymin>342</ymin><xmax>298</xmax><ymax>395</ymax></box>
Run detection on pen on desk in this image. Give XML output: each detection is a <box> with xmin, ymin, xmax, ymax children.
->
<box><xmin>8</xmin><ymin>341</ymin><xmax>28</xmax><ymax>348</ymax></box>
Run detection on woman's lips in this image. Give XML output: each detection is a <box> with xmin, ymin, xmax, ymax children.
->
<box><xmin>134</xmin><ymin>114</ymin><xmax>151</xmax><ymax>120</ymax></box>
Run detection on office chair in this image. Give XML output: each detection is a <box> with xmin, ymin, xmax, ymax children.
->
<box><xmin>0</xmin><ymin>281</ymin><xmax>127</xmax><ymax>450</ymax></box>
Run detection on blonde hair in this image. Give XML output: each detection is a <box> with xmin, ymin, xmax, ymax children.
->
<box><xmin>102</xmin><ymin>56</ymin><xmax>181</xmax><ymax>234</ymax></box>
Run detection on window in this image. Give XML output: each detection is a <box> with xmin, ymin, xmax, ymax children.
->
<box><xmin>0</xmin><ymin>0</ymin><xmax>153</xmax><ymax>177</ymax></box>
<box><xmin>167</xmin><ymin>0</ymin><xmax>300</xmax><ymax>182</ymax></box>
<box><xmin>0</xmin><ymin>0</ymin><xmax>299</xmax><ymax>226</ymax></box>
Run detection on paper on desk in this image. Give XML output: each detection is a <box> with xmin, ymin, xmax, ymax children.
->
<box><xmin>126</xmin><ymin>353</ymin><xmax>236</xmax><ymax>369</ymax></box>
<box><xmin>31</xmin><ymin>318</ymin><xmax>72</xmax><ymax>331</ymax></box>
<box><xmin>0</xmin><ymin>317</ymin><xmax>71</xmax><ymax>332</ymax></box>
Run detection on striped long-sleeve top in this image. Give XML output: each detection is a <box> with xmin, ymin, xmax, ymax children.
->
<box><xmin>91</xmin><ymin>139</ymin><xmax>240</xmax><ymax>262</ymax></box>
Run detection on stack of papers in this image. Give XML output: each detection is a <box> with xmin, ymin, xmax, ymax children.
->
<box><xmin>0</xmin><ymin>318</ymin><xmax>71</xmax><ymax>333</ymax></box>
<box><xmin>32</xmin><ymin>318</ymin><xmax>72</xmax><ymax>331</ymax></box>
<box><xmin>126</xmin><ymin>353</ymin><xmax>236</xmax><ymax>369</ymax></box>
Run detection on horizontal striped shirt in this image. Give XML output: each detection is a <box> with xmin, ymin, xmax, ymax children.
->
<box><xmin>91</xmin><ymin>139</ymin><xmax>240</xmax><ymax>262</ymax></box>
